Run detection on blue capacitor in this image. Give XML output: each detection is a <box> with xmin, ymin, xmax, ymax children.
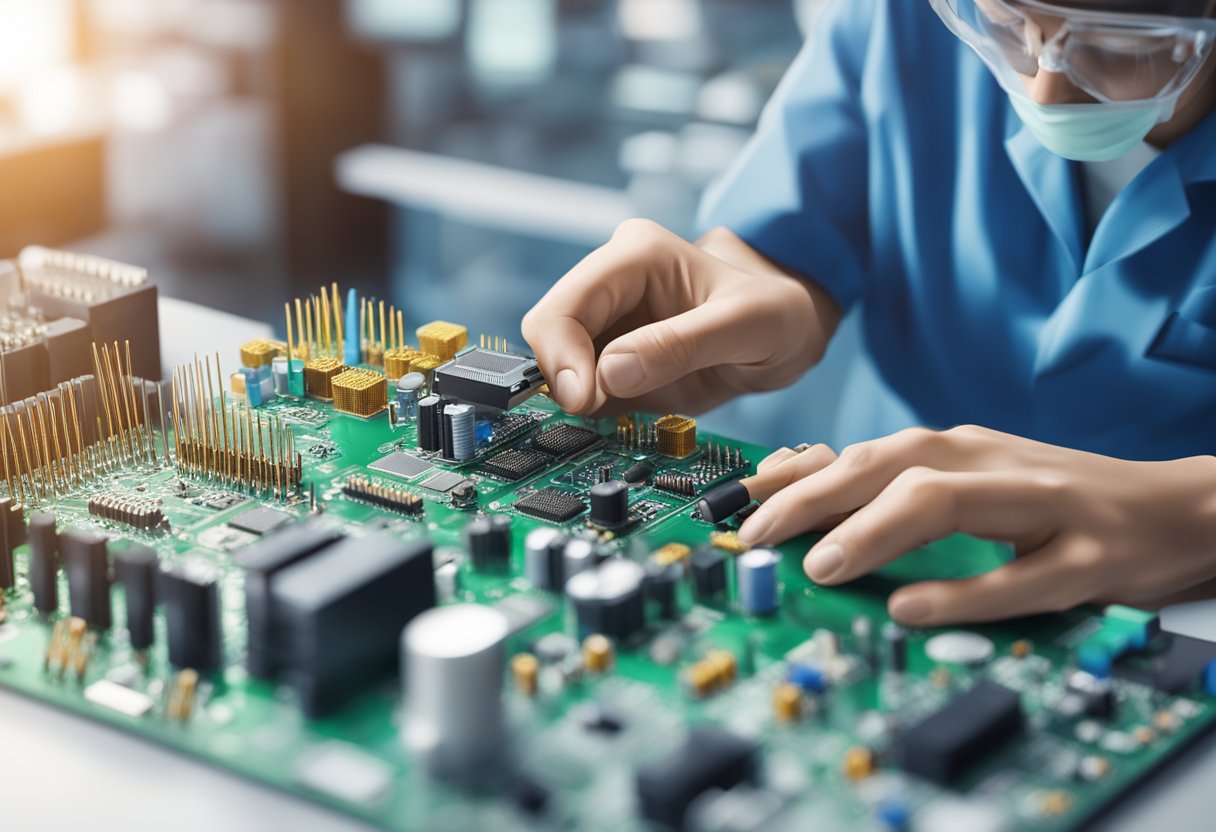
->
<box><xmin>344</xmin><ymin>287</ymin><xmax>361</xmax><ymax>365</ymax></box>
<box><xmin>240</xmin><ymin>368</ymin><xmax>263</xmax><ymax>407</ymax></box>
<box><xmin>787</xmin><ymin>663</ymin><xmax>829</xmax><ymax>693</ymax></box>
<box><xmin>1204</xmin><ymin>658</ymin><xmax>1216</xmax><ymax>697</ymax></box>
<box><xmin>876</xmin><ymin>798</ymin><xmax>910</xmax><ymax>830</ymax></box>
<box><xmin>736</xmin><ymin>548</ymin><xmax>780</xmax><ymax>616</ymax></box>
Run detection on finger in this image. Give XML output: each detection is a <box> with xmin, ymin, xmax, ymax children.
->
<box><xmin>804</xmin><ymin>470</ymin><xmax>1059</xmax><ymax>585</ymax></box>
<box><xmin>757</xmin><ymin>447</ymin><xmax>797</xmax><ymax>475</ymax></box>
<box><xmin>746</xmin><ymin>444</ymin><xmax>838</xmax><ymax>499</ymax></box>
<box><xmin>886</xmin><ymin>537</ymin><xmax>1095</xmax><ymax>626</ymax></box>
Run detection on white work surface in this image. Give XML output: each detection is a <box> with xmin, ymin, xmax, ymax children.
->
<box><xmin>0</xmin><ymin>297</ymin><xmax>1213</xmax><ymax>831</ymax></box>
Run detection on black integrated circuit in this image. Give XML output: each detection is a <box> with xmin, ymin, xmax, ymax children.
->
<box><xmin>481</xmin><ymin>448</ymin><xmax>550</xmax><ymax>482</ymax></box>
<box><xmin>896</xmin><ymin>681</ymin><xmax>1024</xmax><ymax>785</ymax></box>
<box><xmin>533</xmin><ymin>423</ymin><xmax>600</xmax><ymax>458</ymax></box>
<box><xmin>514</xmin><ymin>488</ymin><xmax>586</xmax><ymax>523</ymax></box>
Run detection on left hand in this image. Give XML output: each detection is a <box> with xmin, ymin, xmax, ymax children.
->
<box><xmin>736</xmin><ymin>425</ymin><xmax>1216</xmax><ymax>626</ymax></box>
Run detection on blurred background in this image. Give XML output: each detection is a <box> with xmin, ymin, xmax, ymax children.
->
<box><xmin>0</xmin><ymin>0</ymin><xmax>861</xmax><ymax>447</ymax></box>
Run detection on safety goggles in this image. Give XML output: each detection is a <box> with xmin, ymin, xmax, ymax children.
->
<box><xmin>929</xmin><ymin>0</ymin><xmax>1216</xmax><ymax>103</ymax></box>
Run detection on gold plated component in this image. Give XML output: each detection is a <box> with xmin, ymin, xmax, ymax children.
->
<box><xmin>408</xmin><ymin>352</ymin><xmax>443</xmax><ymax>383</ymax></box>
<box><xmin>583</xmin><ymin>634</ymin><xmax>614</xmax><ymax>674</ymax></box>
<box><xmin>383</xmin><ymin>347</ymin><xmax>422</xmax><ymax>381</ymax></box>
<box><xmin>341</xmin><ymin>475</ymin><xmax>422</xmax><ymax>514</ymax></box>
<box><xmin>331</xmin><ymin>369</ymin><xmax>388</xmax><ymax>418</ymax></box>
<box><xmin>239</xmin><ymin>339</ymin><xmax>285</xmax><ymax>368</ymax></box>
<box><xmin>1011</xmin><ymin>639</ymin><xmax>1033</xmax><ymax>659</ymax></box>
<box><xmin>653</xmin><ymin>542</ymin><xmax>691</xmax><ymax>567</ymax></box>
<box><xmin>773</xmin><ymin>682</ymin><xmax>802</xmax><ymax>722</ymax></box>
<box><xmin>655</xmin><ymin>414</ymin><xmax>697</xmax><ymax>458</ymax></box>
<box><xmin>416</xmin><ymin>320</ymin><xmax>468</xmax><ymax>362</ymax></box>
<box><xmin>709</xmin><ymin>531</ymin><xmax>748</xmax><ymax>555</ymax></box>
<box><xmin>843</xmin><ymin>746</ymin><xmax>876</xmax><ymax>781</ymax></box>
<box><xmin>512</xmin><ymin>653</ymin><xmax>540</xmax><ymax>696</ymax></box>
<box><xmin>684</xmin><ymin>650</ymin><xmax>737</xmax><ymax>698</ymax></box>
<box><xmin>303</xmin><ymin>357</ymin><xmax>345</xmax><ymax>400</ymax></box>
<box><xmin>167</xmin><ymin>668</ymin><xmax>199</xmax><ymax>721</ymax></box>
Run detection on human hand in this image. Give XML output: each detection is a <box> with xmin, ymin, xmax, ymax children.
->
<box><xmin>522</xmin><ymin>220</ymin><xmax>839</xmax><ymax>417</ymax></box>
<box><xmin>736</xmin><ymin>425</ymin><xmax>1216</xmax><ymax>626</ymax></box>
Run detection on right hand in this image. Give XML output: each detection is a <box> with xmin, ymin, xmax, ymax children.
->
<box><xmin>522</xmin><ymin>219</ymin><xmax>840</xmax><ymax>417</ymax></box>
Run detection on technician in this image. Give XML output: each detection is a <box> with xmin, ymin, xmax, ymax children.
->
<box><xmin>523</xmin><ymin>0</ymin><xmax>1216</xmax><ymax>627</ymax></box>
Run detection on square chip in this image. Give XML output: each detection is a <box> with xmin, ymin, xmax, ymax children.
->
<box><xmin>433</xmin><ymin>348</ymin><xmax>545</xmax><ymax>411</ymax></box>
<box><xmin>481</xmin><ymin>448</ymin><xmax>549</xmax><ymax>481</ymax></box>
<box><xmin>229</xmin><ymin>505</ymin><xmax>294</xmax><ymax>536</ymax></box>
<box><xmin>369</xmin><ymin>451</ymin><xmax>434</xmax><ymax>480</ymax></box>
<box><xmin>515</xmin><ymin>488</ymin><xmax>586</xmax><ymax>523</ymax></box>
<box><xmin>532</xmin><ymin>423</ymin><xmax>600</xmax><ymax>458</ymax></box>
<box><xmin>419</xmin><ymin>471</ymin><xmax>470</xmax><ymax>493</ymax></box>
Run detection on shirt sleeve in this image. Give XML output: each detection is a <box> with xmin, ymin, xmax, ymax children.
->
<box><xmin>697</xmin><ymin>0</ymin><xmax>877</xmax><ymax>310</ymax></box>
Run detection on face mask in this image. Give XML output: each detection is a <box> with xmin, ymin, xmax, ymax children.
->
<box><xmin>1007</xmin><ymin>93</ymin><xmax>1171</xmax><ymax>162</ymax></box>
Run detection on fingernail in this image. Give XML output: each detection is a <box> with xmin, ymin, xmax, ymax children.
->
<box><xmin>553</xmin><ymin>369</ymin><xmax>580</xmax><ymax>409</ymax></box>
<box><xmin>599</xmin><ymin>353</ymin><xmax>645</xmax><ymax>395</ymax></box>
<box><xmin>738</xmin><ymin>514</ymin><xmax>772</xmax><ymax>546</ymax></box>
<box><xmin>890</xmin><ymin>595</ymin><xmax>931</xmax><ymax>624</ymax></box>
<box><xmin>806</xmin><ymin>542</ymin><xmax>844</xmax><ymax>582</ymax></box>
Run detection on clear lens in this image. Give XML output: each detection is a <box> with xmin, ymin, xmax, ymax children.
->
<box><xmin>1066</xmin><ymin>28</ymin><xmax>1198</xmax><ymax>100</ymax></box>
<box><xmin>971</xmin><ymin>0</ymin><xmax>1042</xmax><ymax>75</ymax></box>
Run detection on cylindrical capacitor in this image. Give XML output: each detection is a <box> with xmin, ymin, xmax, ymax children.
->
<box><xmin>524</xmin><ymin>528</ymin><xmax>567</xmax><ymax>590</ymax></box>
<box><xmin>562</xmin><ymin>537</ymin><xmax>598</xmax><ymax>585</ymax></box>
<box><xmin>272</xmin><ymin>357</ymin><xmax>290</xmax><ymax>396</ymax></box>
<box><xmin>62</xmin><ymin>530</ymin><xmax>112</xmax><ymax>629</ymax></box>
<box><xmin>442</xmin><ymin>403</ymin><xmax>476</xmax><ymax>461</ymax></box>
<box><xmin>644</xmin><ymin>561</ymin><xmax>682</xmax><ymax>619</ymax></box>
<box><xmin>736</xmin><ymin>548</ymin><xmax>781</xmax><ymax>616</ymax></box>
<box><xmin>0</xmin><ymin>496</ymin><xmax>14</xmax><ymax>589</ymax></box>
<box><xmin>418</xmin><ymin>395</ymin><xmax>443</xmax><ymax>452</ymax></box>
<box><xmin>691</xmin><ymin>546</ymin><xmax>727</xmax><ymax>601</ymax></box>
<box><xmin>402</xmin><ymin>603</ymin><xmax>509</xmax><ymax>779</ymax></box>
<box><xmin>464</xmin><ymin>515</ymin><xmax>512</xmax><ymax>571</ymax></box>
<box><xmin>27</xmin><ymin>511</ymin><xmax>58</xmax><ymax>613</ymax></box>
<box><xmin>115</xmin><ymin>545</ymin><xmax>158</xmax><ymax>651</ymax></box>
<box><xmin>396</xmin><ymin>372</ymin><xmax>426</xmax><ymax>419</ymax></box>
<box><xmin>852</xmin><ymin>615</ymin><xmax>875</xmax><ymax>667</ymax></box>
<box><xmin>696</xmin><ymin>480</ymin><xmax>751</xmax><ymax>524</ymax></box>
<box><xmin>565</xmin><ymin>559</ymin><xmax>647</xmax><ymax>641</ymax></box>
<box><xmin>884</xmin><ymin>622</ymin><xmax>908</xmax><ymax>674</ymax></box>
<box><xmin>589</xmin><ymin>479</ymin><xmax>629</xmax><ymax>528</ymax></box>
<box><xmin>160</xmin><ymin>560</ymin><xmax>223</xmax><ymax>671</ymax></box>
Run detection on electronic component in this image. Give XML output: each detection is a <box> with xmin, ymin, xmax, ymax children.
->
<box><xmin>449</xmin><ymin>480</ymin><xmax>477</xmax><ymax>509</ymax></box>
<box><xmin>896</xmin><ymin>681</ymin><xmax>1025</xmax><ymax>785</ymax></box>
<box><xmin>621</xmin><ymin>459</ymin><xmax>654</xmax><ymax>484</ymax></box>
<box><xmin>691</xmin><ymin>546</ymin><xmax>727</xmax><ymax>601</ymax></box>
<box><xmin>1066</xmin><ymin>672</ymin><xmax>1117</xmax><ymax>720</ymax></box>
<box><xmin>788</xmin><ymin>663</ymin><xmax>829</xmax><ymax>693</ymax></box>
<box><xmin>654</xmin><ymin>473</ymin><xmax>697</xmax><ymax>497</ymax></box>
<box><xmin>160</xmin><ymin>559</ymin><xmax>223</xmax><ymax>671</ymax></box>
<box><xmin>684</xmin><ymin>650</ymin><xmax>738</xmax><ymax>698</ymax></box>
<box><xmin>655</xmin><ymin>414</ymin><xmax>697</xmax><ymax>458</ymax></box>
<box><xmin>432</xmin><ymin>348</ymin><xmax>545</xmax><ymax>411</ymax></box>
<box><xmin>644</xmin><ymin>561</ymin><xmax>681</xmax><ymax>619</ymax></box>
<box><xmin>583</xmin><ymin>634</ymin><xmax>615</xmax><ymax>673</ymax></box>
<box><xmin>925</xmin><ymin>632</ymin><xmax>995</xmax><ymax>667</ymax></box>
<box><xmin>419</xmin><ymin>470</ymin><xmax>468</xmax><ymax>493</ymax></box>
<box><xmin>229</xmin><ymin>505</ymin><xmax>294</xmax><ymax>536</ymax></box>
<box><xmin>589</xmin><ymin>479</ymin><xmax>629</xmax><ymax>528</ymax></box>
<box><xmin>84</xmin><ymin>679</ymin><xmax>155</xmax><ymax>718</ymax></box>
<box><xmin>271</xmin><ymin>534</ymin><xmax>436</xmax><ymax>717</ymax></box>
<box><xmin>1113</xmin><ymin>632</ymin><xmax>1216</xmax><ymax>693</ymax></box>
<box><xmin>61</xmin><ymin>530</ymin><xmax>112</xmax><ymax>629</ymax></box>
<box><xmin>417</xmin><ymin>395</ymin><xmax>443</xmax><ymax>451</ymax></box>
<box><xmin>27</xmin><ymin>511</ymin><xmax>58</xmax><ymax>612</ymax></box>
<box><xmin>773</xmin><ymin>683</ymin><xmax>802</xmax><ymax>722</ymax></box>
<box><xmin>565</xmin><ymin>559</ymin><xmax>646</xmax><ymax>641</ymax></box>
<box><xmin>88</xmin><ymin>493</ymin><xmax>166</xmax><ymax>531</ymax></box>
<box><xmin>736</xmin><ymin>548</ymin><xmax>780</xmax><ymax>615</ymax></box>
<box><xmin>384</xmin><ymin>348</ymin><xmax>421</xmax><ymax>381</ymax></box>
<box><xmin>416</xmin><ymin>320</ymin><xmax>469</xmax><ymax>362</ymax></box>
<box><xmin>115</xmin><ymin>545</ymin><xmax>158</xmax><ymax>651</ymax></box>
<box><xmin>512</xmin><ymin>653</ymin><xmax>540</xmax><ymax>696</ymax></box>
<box><xmin>884</xmin><ymin>622</ymin><xmax>908</xmax><ymax>674</ymax></box>
<box><xmin>532</xmin><ymin>423</ymin><xmax>600</xmax><ymax>457</ymax></box>
<box><xmin>0</xmin><ymin>497</ymin><xmax>14</xmax><ymax>589</ymax></box>
<box><xmin>402</xmin><ymin>603</ymin><xmax>508</xmax><ymax>778</ymax></box>
<box><xmin>515</xmin><ymin>488</ymin><xmax>586</xmax><ymax>523</ymax></box>
<box><xmin>395</xmin><ymin>372</ymin><xmax>426</xmax><ymax>418</ymax></box>
<box><xmin>331</xmin><ymin>368</ymin><xmax>387</xmax><ymax>418</ymax></box>
<box><xmin>369</xmin><ymin>451</ymin><xmax>433</xmax><ymax>480</ymax></box>
<box><xmin>481</xmin><ymin>448</ymin><xmax>548</xmax><ymax>481</ymax></box>
<box><xmin>441</xmin><ymin>402</ymin><xmax>476</xmax><ymax>461</ymax></box>
<box><xmin>240</xmin><ymin>339</ymin><xmax>284</xmax><ymax>369</ymax></box>
<box><xmin>563</xmin><ymin>537</ymin><xmax>599</xmax><ymax>582</ymax></box>
<box><xmin>635</xmin><ymin>727</ymin><xmax>759</xmax><ymax>829</ymax></box>
<box><xmin>303</xmin><ymin>357</ymin><xmax>345</xmax><ymax>400</ymax></box>
<box><xmin>696</xmin><ymin>481</ymin><xmax>751</xmax><ymax>523</ymax></box>
<box><xmin>342</xmin><ymin>476</ymin><xmax>423</xmax><ymax>515</ymax></box>
<box><xmin>295</xmin><ymin>742</ymin><xmax>394</xmax><ymax>806</ymax></box>
<box><xmin>524</xmin><ymin>527</ymin><xmax>567</xmax><ymax>591</ymax></box>
<box><xmin>464</xmin><ymin>515</ymin><xmax>512</xmax><ymax>571</ymax></box>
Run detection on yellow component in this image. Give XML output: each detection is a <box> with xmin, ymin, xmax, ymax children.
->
<box><xmin>383</xmin><ymin>347</ymin><xmax>421</xmax><ymax>380</ymax></box>
<box><xmin>416</xmin><ymin>321</ymin><xmax>468</xmax><ymax>362</ymax></box>
<box><xmin>1036</xmin><ymin>790</ymin><xmax>1072</xmax><ymax>817</ymax></box>
<box><xmin>303</xmin><ymin>357</ymin><xmax>345</xmax><ymax>400</ymax></box>
<box><xmin>654</xmin><ymin>542</ymin><xmax>692</xmax><ymax>567</ymax></box>
<box><xmin>167</xmin><ymin>668</ymin><xmax>199</xmax><ymax>721</ymax></box>
<box><xmin>230</xmin><ymin>371</ymin><xmax>247</xmax><ymax>397</ymax></box>
<box><xmin>655</xmin><ymin>414</ymin><xmax>697</xmax><ymax>457</ymax></box>
<box><xmin>240</xmin><ymin>338</ymin><xmax>285</xmax><ymax>368</ymax></box>
<box><xmin>842</xmin><ymin>746</ymin><xmax>875</xmax><ymax>781</ymax></box>
<box><xmin>512</xmin><ymin>653</ymin><xmax>540</xmax><ymax>696</ymax></box>
<box><xmin>1133</xmin><ymin>726</ymin><xmax>1157</xmax><ymax>746</ymax></box>
<box><xmin>1153</xmin><ymin>710</ymin><xmax>1180</xmax><ymax>733</ymax></box>
<box><xmin>773</xmin><ymin>683</ymin><xmax>802</xmax><ymax>723</ymax></box>
<box><xmin>684</xmin><ymin>650</ymin><xmax>738</xmax><ymax>698</ymax></box>
<box><xmin>709</xmin><ymin>531</ymin><xmax>748</xmax><ymax>555</ymax></box>
<box><xmin>331</xmin><ymin>368</ymin><xmax>388</xmax><ymax>418</ymax></box>
<box><xmin>409</xmin><ymin>352</ymin><xmax>445</xmax><ymax>382</ymax></box>
<box><xmin>930</xmin><ymin>667</ymin><xmax>951</xmax><ymax>688</ymax></box>
<box><xmin>1011</xmin><ymin>639</ymin><xmax>1033</xmax><ymax>659</ymax></box>
<box><xmin>583</xmin><ymin>634</ymin><xmax>614</xmax><ymax>674</ymax></box>
<box><xmin>705</xmin><ymin>650</ymin><xmax>737</xmax><ymax>685</ymax></box>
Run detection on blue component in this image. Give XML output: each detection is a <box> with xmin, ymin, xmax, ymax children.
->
<box><xmin>1077</xmin><ymin>645</ymin><xmax>1112</xmax><ymax>679</ymax></box>
<box><xmin>475</xmin><ymin>419</ymin><xmax>493</xmax><ymax>446</ymax></box>
<box><xmin>252</xmin><ymin>363</ymin><xmax>272</xmax><ymax>382</ymax></box>
<box><xmin>876</xmin><ymin>798</ymin><xmax>910</xmax><ymax>830</ymax></box>
<box><xmin>240</xmin><ymin>368</ymin><xmax>263</xmax><ymax>407</ymax></box>
<box><xmin>288</xmin><ymin>358</ymin><xmax>305</xmax><ymax>397</ymax></box>
<box><xmin>787</xmin><ymin>663</ymin><xmax>829</xmax><ymax>693</ymax></box>
<box><xmin>344</xmin><ymin>287</ymin><xmax>361</xmax><ymax>365</ymax></box>
<box><xmin>735</xmin><ymin>548</ymin><xmax>780</xmax><ymax>615</ymax></box>
<box><xmin>1204</xmin><ymin>658</ymin><xmax>1216</xmax><ymax>697</ymax></box>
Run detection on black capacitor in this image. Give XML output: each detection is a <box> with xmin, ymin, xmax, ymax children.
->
<box><xmin>160</xmin><ymin>560</ymin><xmax>223</xmax><ymax>671</ymax></box>
<box><xmin>884</xmin><ymin>622</ymin><xmax>908</xmax><ymax>674</ymax></box>
<box><xmin>621</xmin><ymin>460</ymin><xmax>653</xmax><ymax>485</ymax></box>
<box><xmin>27</xmin><ymin>511</ymin><xmax>58</xmax><ymax>612</ymax></box>
<box><xmin>691</xmin><ymin>546</ymin><xmax>727</xmax><ymax>601</ymax></box>
<box><xmin>696</xmin><ymin>481</ymin><xmax>751</xmax><ymax>524</ymax></box>
<box><xmin>565</xmin><ymin>559</ymin><xmax>647</xmax><ymax>641</ymax></box>
<box><xmin>644</xmin><ymin>562</ymin><xmax>682</xmax><ymax>619</ymax></box>
<box><xmin>115</xmin><ymin>545</ymin><xmax>159</xmax><ymax>651</ymax></box>
<box><xmin>0</xmin><ymin>496</ymin><xmax>14</xmax><ymax>589</ymax></box>
<box><xmin>465</xmin><ymin>515</ymin><xmax>513</xmax><ymax>571</ymax></box>
<box><xmin>589</xmin><ymin>480</ymin><xmax>629</xmax><ymax>527</ymax></box>
<box><xmin>418</xmin><ymin>395</ymin><xmax>443</xmax><ymax>452</ymax></box>
<box><xmin>61</xmin><ymin>530</ymin><xmax>112</xmax><ymax>629</ymax></box>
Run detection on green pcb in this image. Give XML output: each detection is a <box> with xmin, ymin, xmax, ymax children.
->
<box><xmin>0</xmin><ymin>393</ymin><xmax>1211</xmax><ymax>831</ymax></box>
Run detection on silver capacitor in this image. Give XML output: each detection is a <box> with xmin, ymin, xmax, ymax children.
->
<box><xmin>562</xmin><ymin>537</ymin><xmax>598</xmax><ymax>585</ymax></box>
<box><xmin>736</xmin><ymin>548</ymin><xmax>781</xmax><ymax>616</ymax></box>
<box><xmin>402</xmin><ymin>603</ymin><xmax>509</xmax><ymax>779</ymax></box>
<box><xmin>396</xmin><ymin>372</ymin><xmax>426</xmax><ymax>419</ymax></box>
<box><xmin>443</xmin><ymin>403</ymin><xmax>476</xmax><ymax>461</ymax></box>
<box><xmin>525</xmin><ymin>527</ymin><xmax>567</xmax><ymax>591</ymax></box>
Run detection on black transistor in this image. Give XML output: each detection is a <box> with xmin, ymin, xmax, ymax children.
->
<box><xmin>465</xmin><ymin>515</ymin><xmax>513</xmax><ymax>571</ymax></box>
<box><xmin>115</xmin><ymin>545</ymin><xmax>159</xmax><ymax>651</ymax></box>
<box><xmin>160</xmin><ymin>560</ymin><xmax>223</xmax><ymax>671</ymax></box>
<box><xmin>896</xmin><ymin>681</ymin><xmax>1024</xmax><ymax>785</ymax></box>
<box><xmin>636</xmin><ymin>727</ymin><xmax>760</xmax><ymax>829</ymax></box>
<box><xmin>691</xmin><ymin>546</ymin><xmax>727</xmax><ymax>601</ymax></box>
<box><xmin>27</xmin><ymin>511</ymin><xmax>58</xmax><ymax>612</ymax></box>
<box><xmin>61</xmin><ymin>530</ymin><xmax>112</xmax><ymax>629</ymax></box>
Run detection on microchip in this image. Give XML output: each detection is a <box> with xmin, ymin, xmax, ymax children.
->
<box><xmin>481</xmin><ymin>448</ymin><xmax>549</xmax><ymax>481</ymax></box>
<box><xmin>204</xmin><ymin>493</ymin><xmax>248</xmax><ymax>511</ymax></box>
<box><xmin>229</xmin><ymin>505</ymin><xmax>294</xmax><ymax>536</ymax></box>
<box><xmin>419</xmin><ymin>471</ymin><xmax>469</xmax><ymax>493</ymax></box>
<box><xmin>636</xmin><ymin>727</ymin><xmax>759</xmax><ymax>828</ymax></box>
<box><xmin>515</xmin><ymin>488</ymin><xmax>586</xmax><ymax>523</ymax></box>
<box><xmin>432</xmin><ymin>348</ymin><xmax>545</xmax><ymax>410</ymax></box>
<box><xmin>369</xmin><ymin>451</ymin><xmax>434</xmax><ymax>480</ymax></box>
<box><xmin>532</xmin><ymin>423</ymin><xmax>600</xmax><ymax>458</ymax></box>
<box><xmin>896</xmin><ymin>681</ymin><xmax>1024</xmax><ymax>785</ymax></box>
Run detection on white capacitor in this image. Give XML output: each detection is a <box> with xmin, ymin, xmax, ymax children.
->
<box><xmin>562</xmin><ymin>537</ymin><xmax>598</xmax><ymax>584</ymax></box>
<box><xmin>402</xmin><ymin>604</ymin><xmax>509</xmax><ymax>779</ymax></box>
<box><xmin>524</xmin><ymin>527</ymin><xmax>566</xmax><ymax>591</ymax></box>
<box><xmin>444</xmin><ymin>403</ymin><xmax>476</xmax><ymax>461</ymax></box>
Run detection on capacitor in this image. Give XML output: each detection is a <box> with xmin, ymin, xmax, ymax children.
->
<box><xmin>512</xmin><ymin>653</ymin><xmax>540</xmax><ymax>696</ymax></box>
<box><xmin>644</xmin><ymin>561</ymin><xmax>682</xmax><ymax>619</ymax></box>
<box><xmin>562</xmin><ymin>537</ymin><xmax>598</xmax><ymax>584</ymax></box>
<box><xmin>582</xmin><ymin>634</ymin><xmax>615</xmax><ymax>674</ymax></box>
<box><xmin>464</xmin><ymin>515</ymin><xmax>512</xmax><ymax>571</ymax></box>
<box><xmin>691</xmin><ymin>546</ymin><xmax>727</xmax><ymax>601</ymax></box>
<box><xmin>852</xmin><ymin>615</ymin><xmax>875</xmax><ymax>667</ymax></box>
<box><xmin>696</xmin><ymin>481</ymin><xmax>751</xmax><ymax>524</ymax></box>
<box><xmin>884</xmin><ymin>622</ymin><xmax>908</xmax><ymax>674</ymax></box>
<box><xmin>115</xmin><ymin>545</ymin><xmax>158</xmax><ymax>651</ymax></box>
<box><xmin>396</xmin><ymin>372</ymin><xmax>426</xmax><ymax>419</ymax></box>
<box><xmin>621</xmin><ymin>460</ymin><xmax>653</xmax><ymax>485</ymax></box>
<box><xmin>435</xmin><ymin>560</ymin><xmax>460</xmax><ymax>602</ymax></box>
<box><xmin>565</xmin><ymin>559</ymin><xmax>647</xmax><ymax>641</ymax></box>
<box><xmin>402</xmin><ymin>603</ymin><xmax>510</xmax><ymax>779</ymax></box>
<box><xmin>524</xmin><ymin>527</ymin><xmax>567</xmax><ymax>591</ymax></box>
<box><xmin>418</xmin><ymin>395</ymin><xmax>443</xmax><ymax>452</ymax></box>
<box><xmin>27</xmin><ymin>511</ymin><xmax>58</xmax><ymax>613</ymax></box>
<box><xmin>0</xmin><ymin>496</ymin><xmax>14</xmax><ymax>589</ymax></box>
<box><xmin>736</xmin><ymin>548</ymin><xmax>781</xmax><ymax>616</ymax></box>
<box><xmin>589</xmin><ymin>479</ymin><xmax>629</xmax><ymax>528</ymax></box>
<box><xmin>442</xmin><ymin>403</ymin><xmax>476</xmax><ymax>461</ymax></box>
<box><xmin>160</xmin><ymin>559</ymin><xmax>223</xmax><ymax>671</ymax></box>
<box><xmin>61</xmin><ymin>530</ymin><xmax>111</xmax><ymax>629</ymax></box>
<box><xmin>272</xmin><ymin>356</ymin><xmax>290</xmax><ymax>396</ymax></box>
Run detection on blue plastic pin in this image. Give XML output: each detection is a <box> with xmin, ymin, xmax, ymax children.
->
<box><xmin>344</xmin><ymin>288</ymin><xmax>361</xmax><ymax>365</ymax></box>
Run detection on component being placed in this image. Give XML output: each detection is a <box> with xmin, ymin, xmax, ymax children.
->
<box><xmin>432</xmin><ymin>347</ymin><xmax>544</xmax><ymax>411</ymax></box>
<box><xmin>896</xmin><ymin>681</ymin><xmax>1025</xmax><ymax>785</ymax></box>
<box><xmin>696</xmin><ymin>481</ymin><xmax>751</xmax><ymax>524</ymax></box>
<box><xmin>736</xmin><ymin>548</ymin><xmax>781</xmax><ymax>615</ymax></box>
<box><xmin>331</xmin><ymin>368</ymin><xmax>387</xmax><ymax>418</ymax></box>
<box><xmin>402</xmin><ymin>603</ymin><xmax>509</xmax><ymax>778</ymax></box>
<box><xmin>565</xmin><ymin>558</ymin><xmax>647</xmax><ymax>641</ymax></box>
<box><xmin>589</xmin><ymin>479</ymin><xmax>630</xmax><ymax>528</ymax></box>
<box><xmin>464</xmin><ymin>515</ymin><xmax>512</xmax><ymax>570</ymax></box>
<box><xmin>115</xmin><ymin>545</ymin><xmax>158</xmax><ymax>651</ymax></box>
<box><xmin>61</xmin><ymin>530</ymin><xmax>111</xmax><ymax>629</ymax></box>
<box><xmin>27</xmin><ymin>511</ymin><xmax>58</xmax><ymax>612</ymax></box>
<box><xmin>635</xmin><ymin>726</ymin><xmax>760</xmax><ymax>829</ymax></box>
<box><xmin>160</xmin><ymin>559</ymin><xmax>223</xmax><ymax>671</ymax></box>
<box><xmin>524</xmin><ymin>527</ymin><xmax>567</xmax><ymax>590</ymax></box>
<box><xmin>655</xmin><ymin>414</ymin><xmax>697</xmax><ymax>458</ymax></box>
